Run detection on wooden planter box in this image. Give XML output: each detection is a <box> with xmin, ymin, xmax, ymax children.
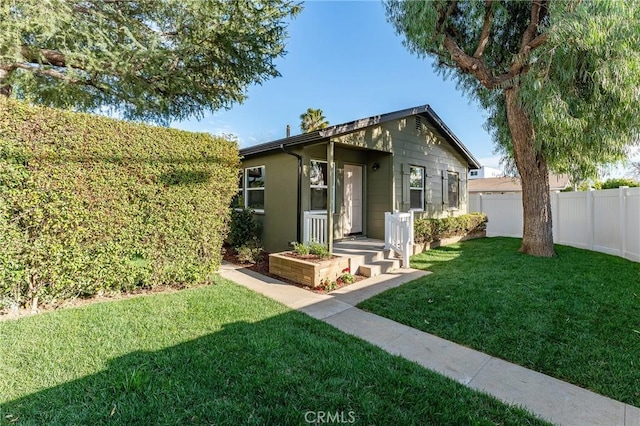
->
<box><xmin>411</xmin><ymin>230</ymin><xmax>486</xmax><ymax>255</ymax></box>
<box><xmin>269</xmin><ymin>252</ymin><xmax>350</xmax><ymax>288</ymax></box>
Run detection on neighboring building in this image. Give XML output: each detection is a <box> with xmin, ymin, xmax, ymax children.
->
<box><xmin>238</xmin><ymin>104</ymin><xmax>481</xmax><ymax>253</ymax></box>
<box><xmin>469</xmin><ymin>166</ymin><xmax>502</xmax><ymax>179</ymax></box>
<box><xmin>468</xmin><ymin>174</ymin><xmax>571</xmax><ymax>194</ymax></box>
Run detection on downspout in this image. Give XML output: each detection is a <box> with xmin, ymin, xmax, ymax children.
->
<box><xmin>280</xmin><ymin>144</ymin><xmax>302</xmax><ymax>243</ymax></box>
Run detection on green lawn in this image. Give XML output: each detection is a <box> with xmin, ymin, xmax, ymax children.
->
<box><xmin>0</xmin><ymin>278</ymin><xmax>547</xmax><ymax>425</ymax></box>
<box><xmin>358</xmin><ymin>237</ymin><xmax>640</xmax><ymax>407</ymax></box>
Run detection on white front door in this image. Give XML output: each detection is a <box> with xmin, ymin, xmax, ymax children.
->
<box><xmin>343</xmin><ymin>164</ymin><xmax>363</xmax><ymax>235</ymax></box>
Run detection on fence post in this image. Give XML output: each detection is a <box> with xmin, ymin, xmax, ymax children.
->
<box><xmin>586</xmin><ymin>189</ymin><xmax>594</xmax><ymax>250</ymax></box>
<box><xmin>551</xmin><ymin>191</ymin><xmax>559</xmax><ymax>242</ymax></box>
<box><xmin>303</xmin><ymin>211</ymin><xmax>309</xmax><ymax>244</ymax></box>
<box><xmin>384</xmin><ymin>212</ymin><xmax>390</xmax><ymax>250</ymax></box>
<box><xmin>409</xmin><ymin>210</ymin><xmax>415</xmax><ymax>245</ymax></box>
<box><xmin>620</xmin><ymin>186</ymin><xmax>628</xmax><ymax>258</ymax></box>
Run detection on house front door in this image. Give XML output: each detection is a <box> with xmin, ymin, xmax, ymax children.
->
<box><xmin>343</xmin><ymin>164</ymin><xmax>363</xmax><ymax>235</ymax></box>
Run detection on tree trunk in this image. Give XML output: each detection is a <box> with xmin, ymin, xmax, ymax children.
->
<box><xmin>505</xmin><ymin>88</ymin><xmax>555</xmax><ymax>257</ymax></box>
<box><xmin>0</xmin><ymin>69</ymin><xmax>11</xmax><ymax>97</ymax></box>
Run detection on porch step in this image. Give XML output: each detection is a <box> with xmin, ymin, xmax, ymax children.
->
<box><xmin>359</xmin><ymin>258</ymin><xmax>402</xmax><ymax>278</ymax></box>
<box><xmin>332</xmin><ymin>239</ymin><xmax>402</xmax><ymax>277</ymax></box>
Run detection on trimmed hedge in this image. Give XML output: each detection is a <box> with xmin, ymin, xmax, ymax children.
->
<box><xmin>0</xmin><ymin>99</ymin><xmax>239</xmax><ymax>309</ymax></box>
<box><xmin>414</xmin><ymin>213</ymin><xmax>488</xmax><ymax>244</ymax></box>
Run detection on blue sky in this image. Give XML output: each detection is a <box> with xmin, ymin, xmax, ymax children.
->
<box><xmin>173</xmin><ymin>1</ymin><xmax>500</xmax><ymax>169</ymax></box>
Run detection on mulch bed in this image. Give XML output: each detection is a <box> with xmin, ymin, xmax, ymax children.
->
<box><xmin>222</xmin><ymin>246</ymin><xmax>365</xmax><ymax>294</ymax></box>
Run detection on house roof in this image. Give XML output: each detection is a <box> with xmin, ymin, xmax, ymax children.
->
<box><xmin>468</xmin><ymin>174</ymin><xmax>571</xmax><ymax>193</ymax></box>
<box><xmin>239</xmin><ymin>104</ymin><xmax>481</xmax><ymax>169</ymax></box>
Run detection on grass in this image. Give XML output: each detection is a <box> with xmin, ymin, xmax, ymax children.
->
<box><xmin>358</xmin><ymin>237</ymin><xmax>640</xmax><ymax>407</ymax></box>
<box><xmin>0</xmin><ymin>277</ymin><xmax>548</xmax><ymax>425</ymax></box>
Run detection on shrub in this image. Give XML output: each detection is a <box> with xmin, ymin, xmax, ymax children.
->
<box><xmin>319</xmin><ymin>278</ymin><xmax>337</xmax><ymax>292</ymax></box>
<box><xmin>228</xmin><ymin>208</ymin><xmax>261</xmax><ymax>248</ymax></box>
<box><xmin>414</xmin><ymin>213</ymin><xmax>487</xmax><ymax>244</ymax></box>
<box><xmin>292</xmin><ymin>242</ymin><xmax>311</xmax><ymax>256</ymax></box>
<box><xmin>600</xmin><ymin>178</ymin><xmax>640</xmax><ymax>189</ymax></box>
<box><xmin>338</xmin><ymin>268</ymin><xmax>356</xmax><ymax>285</ymax></box>
<box><xmin>308</xmin><ymin>242</ymin><xmax>330</xmax><ymax>259</ymax></box>
<box><xmin>0</xmin><ymin>99</ymin><xmax>240</xmax><ymax>309</ymax></box>
<box><xmin>236</xmin><ymin>240</ymin><xmax>263</xmax><ymax>264</ymax></box>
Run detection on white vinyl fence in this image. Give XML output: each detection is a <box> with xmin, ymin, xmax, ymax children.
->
<box><xmin>469</xmin><ymin>187</ymin><xmax>640</xmax><ymax>262</ymax></box>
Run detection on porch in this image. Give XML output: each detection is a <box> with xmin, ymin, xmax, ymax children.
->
<box><xmin>304</xmin><ymin>210</ymin><xmax>415</xmax><ymax>276</ymax></box>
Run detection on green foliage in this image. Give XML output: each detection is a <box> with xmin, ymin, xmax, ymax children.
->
<box><xmin>0</xmin><ymin>1</ymin><xmax>301</xmax><ymax>123</ymax></box>
<box><xmin>600</xmin><ymin>178</ymin><xmax>640</xmax><ymax>189</ymax></box>
<box><xmin>0</xmin><ymin>99</ymin><xmax>240</xmax><ymax>308</ymax></box>
<box><xmin>308</xmin><ymin>242</ymin><xmax>330</xmax><ymax>258</ymax></box>
<box><xmin>235</xmin><ymin>241</ymin><xmax>263</xmax><ymax>264</ymax></box>
<box><xmin>292</xmin><ymin>242</ymin><xmax>311</xmax><ymax>256</ymax></box>
<box><xmin>292</xmin><ymin>241</ymin><xmax>330</xmax><ymax>258</ymax></box>
<box><xmin>228</xmin><ymin>208</ymin><xmax>262</xmax><ymax>248</ymax></box>
<box><xmin>338</xmin><ymin>269</ymin><xmax>356</xmax><ymax>285</ymax></box>
<box><xmin>414</xmin><ymin>213</ymin><xmax>487</xmax><ymax>244</ymax></box>
<box><xmin>385</xmin><ymin>1</ymin><xmax>640</xmax><ymax>181</ymax></box>
<box><xmin>299</xmin><ymin>108</ymin><xmax>329</xmax><ymax>133</ymax></box>
<box><xmin>318</xmin><ymin>278</ymin><xmax>337</xmax><ymax>292</ymax></box>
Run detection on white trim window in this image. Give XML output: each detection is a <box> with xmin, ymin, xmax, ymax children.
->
<box><xmin>245</xmin><ymin>166</ymin><xmax>265</xmax><ymax>212</ymax></box>
<box><xmin>447</xmin><ymin>171</ymin><xmax>459</xmax><ymax>209</ymax></box>
<box><xmin>409</xmin><ymin>166</ymin><xmax>425</xmax><ymax>210</ymax></box>
<box><xmin>310</xmin><ymin>160</ymin><xmax>328</xmax><ymax>211</ymax></box>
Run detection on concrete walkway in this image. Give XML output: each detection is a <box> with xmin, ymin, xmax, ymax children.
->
<box><xmin>219</xmin><ymin>262</ymin><xmax>640</xmax><ymax>426</ymax></box>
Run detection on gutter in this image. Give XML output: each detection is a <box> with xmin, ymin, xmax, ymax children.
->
<box><xmin>280</xmin><ymin>144</ymin><xmax>302</xmax><ymax>243</ymax></box>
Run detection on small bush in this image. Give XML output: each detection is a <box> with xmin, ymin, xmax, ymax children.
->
<box><xmin>414</xmin><ymin>213</ymin><xmax>487</xmax><ymax>244</ymax></box>
<box><xmin>292</xmin><ymin>242</ymin><xmax>311</xmax><ymax>256</ymax></box>
<box><xmin>236</xmin><ymin>240</ymin><xmax>263</xmax><ymax>264</ymax></box>
<box><xmin>338</xmin><ymin>268</ymin><xmax>356</xmax><ymax>285</ymax></box>
<box><xmin>228</xmin><ymin>208</ymin><xmax>261</xmax><ymax>248</ymax></box>
<box><xmin>319</xmin><ymin>278</ymin><xmax>337</xmax><ymax>292</ymax></box>
<box><xmin>600</xmin><ymin>178</ymin><xmax>640</xmax><ymax>189</ymax></box>
<box><xmin>308</xmin><ymin>242</ymin><xmax>330</xmax><ymax>259</ymax></box>
<box><xmin>292</xmin><ymin>241</ymin><xmax>330</xmax><ymax>259</ymax></box>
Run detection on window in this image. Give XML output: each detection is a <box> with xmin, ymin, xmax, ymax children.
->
<box><xmin>409</xmin><ymin>166</ymin><xmax>425</xmax><ymax>210</ymax></box>
<box><xmin>310</xmin><ymin>160</ymin><xmax>328</xmax><ymax>211</ymax></box>
<box><xmin>231</xmin><ymin>170</ymin><xmax>244</xmax><ymax>208</ymax></box>
<box><xmin>245</xmin><ymin>166</ymin><xmax>265</xmax><ymax>211</ymax></box>
<box><xmin>447</xmin><ymin>171</ymin><xmax>459</xmax><ymax>209</ymax></box>
<box><xmin>470</xmin><ymin>170</ymin><xmax>478</xmax><ymax>177</ymax></box>
<box><xmin>310</xmin><ymin>160</ymin><xmax>337</xmax><ymax>212</ymax></box>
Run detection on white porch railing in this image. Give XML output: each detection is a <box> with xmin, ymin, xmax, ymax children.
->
<box><xmin>303</xmin><ymin>211</ymin><xmax>328</xmax><ymax>245</ymax></box>
<box><xmin>384</xmin><ymin>211</ymin><xmax>414</xmax><ymax>268</ymax></box>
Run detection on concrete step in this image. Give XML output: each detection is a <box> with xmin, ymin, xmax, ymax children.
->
<box><xmin>359</xmin><ymin>258</ymin><xmax>402</xmax><ymax>277</ymax></box>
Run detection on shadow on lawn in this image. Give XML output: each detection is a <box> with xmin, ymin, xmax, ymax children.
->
<box><xmin>0</xmin><ymin>308</ymin><xmax>547</xmax><ymax>425</ymax></box>
<box><xmin>0</xmin><ymin>315</ymin><xmax>318</xmax><ymax>425</ymax></box>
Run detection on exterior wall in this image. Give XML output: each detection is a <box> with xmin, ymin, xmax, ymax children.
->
<box><xmin>241</xmin><ymin>152</ymin><xmax>298</xmax><ymax>253</ymax></box>
<box><xmin>332</xmin><ymin>116</ymin><xmax>470</xmax><ymax>223</ymax></box>
<box><xmin>241</xmin><ymin>114</ymin><xmax>471</xmax><ymax>250</ymax></box>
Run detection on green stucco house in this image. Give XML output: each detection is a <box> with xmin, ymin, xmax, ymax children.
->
<box><xmin>237</xmin><ymin>104</ymin><xmax>480</xmax><ymax>253</ymax></box>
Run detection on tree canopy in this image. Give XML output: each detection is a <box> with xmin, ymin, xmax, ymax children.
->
<box><xmin>299</xmin><ymin>107</ymin><xmax>329</xmax><ymax>133</ymax></box>
<box><xmin>0</xmin><ymin>0</ymin><xmax>301</xmax><ymax>123</ymax></box>
<box><xmin>386</xmin><ymin>0</ymin><xmax>640</xmax><ymax>256</ymax></box>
